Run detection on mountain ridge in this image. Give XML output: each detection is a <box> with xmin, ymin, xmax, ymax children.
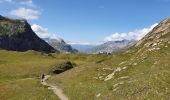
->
<box><xmin>71</xmin><ymin>40</ymin><xmax>137</xmax><ymax>54</ymax></box>
<box><xmin>44</xmin><ymin>38</ymin><xmax>78</xmax><ymax>53</ymax></box>
<box><xmin>0</xmin><ymin>15</ymin><xmax>57</xmax><ymax>53</ymax></box>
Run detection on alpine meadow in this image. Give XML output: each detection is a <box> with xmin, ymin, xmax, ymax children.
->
<box><xmin>0</xmin><ymin>0</ymin><xmax>170</xmax><ymax>100</ymax></box>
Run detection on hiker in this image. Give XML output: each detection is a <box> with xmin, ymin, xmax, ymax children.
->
<box><xmin>41</xmin><ymin>73</ymin><xmax>45</xmax><ymax>82</ymax></box>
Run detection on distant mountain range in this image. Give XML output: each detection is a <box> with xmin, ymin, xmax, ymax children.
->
<box><xmin>0</xmin><ymin>15</ymin><xmax>137</xmax><ymax>54</ymax></box>
<box><xmin>44</xmin><ymin>38</ymin><xmax>78</xmax><ymax>53</ymax></box>
<box><xmin>71</xmin><ymin>40</ymin><xmax>137</xmax><ymax>54</ymax></box>
<box><xmin>71</xmin><ymin>44</ymin><xmax>96</xmax><ymax>53</ymax></box>
<box><xmin>0</xmin><ymin>15</ymin><xmax>78</xmax><ymax>53</ymax></box>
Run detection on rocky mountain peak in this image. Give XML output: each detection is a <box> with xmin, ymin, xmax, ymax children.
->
<box><xmin>44</xmin><ymin>38</ymin><xmax>78</xmax><ymax>53</ymax></box>
<box><xmin>0</xmin><ymin>16</ymin><xmax>31</xmax><ymax>36</ymax></box>
<box><xmin>0</xmin><ymin>15</ymin><xmax>57</xmax><ymax>53</ymax></box>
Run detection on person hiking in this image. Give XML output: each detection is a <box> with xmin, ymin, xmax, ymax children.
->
<box><xmin>41</xmin><ymin>73</ymin><xmax>45</xmax><ymax>82</ymax></box>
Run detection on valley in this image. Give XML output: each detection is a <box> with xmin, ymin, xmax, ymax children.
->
<box><xmin>0</xmin><ymin>13</ymin><xmax>170</xmax><ymax>100</ymax></box>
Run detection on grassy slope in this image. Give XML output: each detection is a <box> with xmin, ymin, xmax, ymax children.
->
<box><xmin>0</xmin><ymin>37</ymin><xmax>169</xmax><ymax>100</ymax></box>
<box><xmin>48</xmin><ymin>52</ymin><xmax>134</xmax><ymax>100</ymax></box>
<box><xmin>48</xmin><ymin>39</ymin><xmax>170</xmax><ymax>99</ymax></box>
<box><xmin>0</xmin><ymin>50</ymin><xmax>61</xmax><ymax>100</ymax></box>
<box><xmin>0</xmin><ymin>50</ymin><xmax>110</xmax><ymax>100</ymax></box>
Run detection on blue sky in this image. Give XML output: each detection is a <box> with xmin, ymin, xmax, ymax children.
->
<box><xmin>0</xmin><ymin>0</ymin><xmax>170</xmax><ymax>44</ymax></box>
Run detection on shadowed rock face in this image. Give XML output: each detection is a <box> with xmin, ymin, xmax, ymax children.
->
<box><xmin>0</xmin><ymin>15</ymin><xmax>57</xmax><ymax>53</ymax></box>
<box><xmin>52</xmin><ymin>61</ymin><xmax>74</xmax><ymax>74</ymax></box>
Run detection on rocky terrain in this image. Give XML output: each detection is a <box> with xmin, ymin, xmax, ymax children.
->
<box><xmin>44</xmin><ymin>38</ymin><xmax>78</xmax><ymax>53</ymax></box>
<box><xmin>0</xmin><ymin>15</ymin><xmax>56</xmax><ymax>53</ymax></box>
<box><xmin>52</xmin><ymin>61</ymin><xmax>74</xmax><ymax>74</ymax></box>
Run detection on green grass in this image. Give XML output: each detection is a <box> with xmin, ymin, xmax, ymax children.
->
<box><xmin>47</xmin><ymin>40</ymin><xmax>170</xmax><ymax>100</ymax></box>
<box><xmin>0</xmin><ymin>78</ymin><xmax>58</xmax><ymax>100</ymax></box>
<box><xmin>0</xmin><ymin>39</ymin><xmax>170</xmax><ymax>100</ymax></box>
<box><xmin>0</xmin><ymin>50</ymin><xmax>61</xmax><ymax>99</ymax></box>
<box><xmin>0</xmin><ymin>50</ymin><xmax>110</xmax><ymax>100</ymax></box>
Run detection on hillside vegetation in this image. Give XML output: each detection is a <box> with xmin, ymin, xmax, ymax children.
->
<box><xmin>47</xmin><ymin>18</ymin><xmax>170</xmax><ymax>100</ymax></box>
<box><xmin>0</xmin><ymin>17</ymin><xmax>170</xmax><ymax>100</ymax></box>
<box><xmin>0</xmin><ymin>50</ymin><xmax>110</xmax><ymax>100</ymax></box>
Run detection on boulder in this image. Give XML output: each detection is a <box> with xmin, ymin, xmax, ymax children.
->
<box><xmin>52</xmin><ymin>61</ymin><xmax>74</xmax><ymax>74</ymax></box>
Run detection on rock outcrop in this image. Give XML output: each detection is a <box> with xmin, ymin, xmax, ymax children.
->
<box><xmin>135</xmin><ymin>17</ymin><xmax>170</xmax><ymax>52</ymax></box>
<box><xmin>0</xmin><ymin>15</ymin><xmax>56</xmax><ymax>53</ymax></box>
<box><xmin>52</xmin><ymin>61</ymin><xmax>74</xmax><ymax>74</ymax></box>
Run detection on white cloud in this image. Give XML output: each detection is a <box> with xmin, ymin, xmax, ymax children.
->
<box><xmin>68</xmin><ymin>42</ymin><xmax>93</xmax><ymax>45</ymax></box>
<box><xmin>0</xmin><ymin>0</ymin><xmax>32</xmax><ymax>3</ymax></box>
<box><xmin>20</xmin><ymin>0</ymin><xmax>33</xmax><ymax>4</ymax></box>
<box><xmin>104</xmin><ymin>23</ymin><xmax>158</xmax><ymax>42</ymax></box>
<box><xmin>31</xmin><ymin>24</ymin><xmax>60</xmax><ymax>40</ymax></box>
<box><xmin>0</xmin><ymin>0</ymin><xmax>12</xmax><ymax>3</ymax></box>
<box><xmin>19</xmin><ymin>0</ymin><xmax>36</xmax><ymax>8</ymax></box>
<box><xmin>10</xmin><ymin>7</ymin><xmax>40</xmax><ymax>20</ymax></box>
<box><xmin>1</xmin><ymin>0</ymin><xmax>39</xmax><ymax>19</ymax></box>
<box><xmin>67</xmin><ymin>41</ymin><xmax>102</xmax><ymax>45</ymax></box>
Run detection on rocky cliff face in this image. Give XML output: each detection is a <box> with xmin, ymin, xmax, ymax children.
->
<box><xmin>44</xmin><ymin>38</ymin><xmax>78</xmax><ymax>53</ymax></box>
<box><xmin>0</xmin><ymin>15</ymin><xmax>56</xmax><ymax>53</ymax></box>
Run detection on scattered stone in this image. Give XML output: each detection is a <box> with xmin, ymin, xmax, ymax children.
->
<box><xmin>104</xmin><ymin>67</ymin><xmax>122</xmax><ymax>81</ymax></box>
<box><xmin>118</xmin><ymin>76</ymin><xmax>129</xmax><ymax>80</ymax></box>
<box><xmin>96</xmin><ymin>93</ymin><xmax>101</xmax><ymax>97</ymax></box>
<box><xmin>133</xmin><ymin>63</ymin><xmax>137</xmax><ymax>66</ymax></box>
<box><xmin>113</xmin><ymin>83</ymin><xmax>119</xmax><ymax>88</ymax></box>
<box><xmin>99</xmin><ymin>76</ymin><xmax>103</xmax><ymax>79</ymax></box>
<box><xmin>113</xmin><ymin>88</ymin><xmax>118</xmax><ymax>92</ymax></box>
<box><xmin>152</xmin><ymin>43</ymin><xmax>157</xmax><ymax>47</ymax></box>
<box><xmin>119</xmin><ymin>61</ymin><xmax>126</xmax><ymax>65</ymax></box>
<box><xmin>156</xmin><ymin>48</ymin><xmax>160</xmax><ymax>50</ymax></box>
<box><xmin>102</xmin><ymin>67</ymin><xmax>114</xmax><ymax>71</ymax></box>
<box><xmin>122</xmin><ymin>67</ymin><xmax>127</xmax><ymax>70</ymax></box>
<box><xmin>148</xmin><ymin>48</ymin><xmax>160</xmax><ymax>51</ymax></box>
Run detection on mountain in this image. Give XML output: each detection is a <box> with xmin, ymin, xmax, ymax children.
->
<box><xmin>90</xmin><ymin>40</ymin><xmax>137</xmax><ymax>54</ymax></box>
<box><xmin>44</xmin><ymin>17</ymin><xmax>170</xmax><ymax>99</ymax></box>
<box><xmin>0</xmin><ymin>15</ymin><xmax>56</xmax><ymax>53</ymax></box>
<box><xmin>124</xmin><ymin>17</ymin><xmax>170</xmax><ymax>67</ymax></box>
<box><xmin>136</xmin><ymin>17</ymin><xmax>170</xmax><ymax>49</ymax></box>
<box><xmin>72</xmin><ymin>40</ymin><xmax>137</xmax><ymax>54</ymax></box>
<box><xmin>1</xmin><ymin>16</ymin><xmax>170</xmax><ymax>99</ymax></box>
<box><xmin>103</xmin><ymin>17</ymin><xmax>170</xmax><ymax>98</ymax></box>
<box><xmin>44</xmin><ymin>38</ymin><xmax>78</xmax><ymax>53</ymax></box>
